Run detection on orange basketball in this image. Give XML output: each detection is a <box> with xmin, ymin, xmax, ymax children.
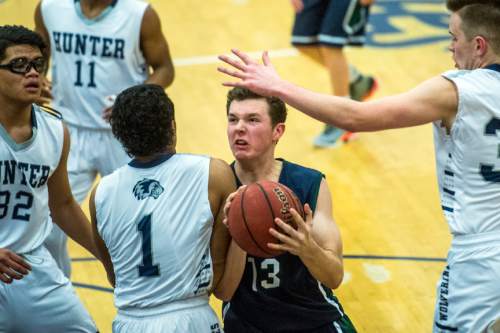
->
<box><xmin>227</xmin><ymin>180</ymin><xmax>304</xmax><ymax>258</ymax></box>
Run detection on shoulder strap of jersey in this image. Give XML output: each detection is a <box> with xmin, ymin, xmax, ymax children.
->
<box><xmin>38</xmin><ymin>105</ymin><xmax>63</xmax><ymax>120</ymax></box>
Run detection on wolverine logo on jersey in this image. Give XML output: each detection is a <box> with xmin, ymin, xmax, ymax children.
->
<box><xmin>133</xmin><ymin>178</ymin><xmax>164</xmax><ymax>200</ymax></box>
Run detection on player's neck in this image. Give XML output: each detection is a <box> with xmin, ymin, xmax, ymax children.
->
<box><xmin>134</xmin><ymin>149</ymin><xmax>176</xmax><ymax>163</ymax></box>
<box><xmin>235</xmin><ymin>158</ymin><xmax>282</xmax><ymax>185</ymax></box>
<box><xmin>0</xmin><ymin>100</ymin><xmax>33</xmax><ymax>143</ymax></box>
<box><xmin>80</xmin><ymin>0</ymin><xmax>114</xmax><ymax>18</ymax></box>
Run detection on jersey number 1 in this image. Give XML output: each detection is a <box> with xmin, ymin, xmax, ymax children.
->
<box><xmin>137</xmin><ymin>214</ymin><xmax>160</xmax><ymax>277</ymax></box>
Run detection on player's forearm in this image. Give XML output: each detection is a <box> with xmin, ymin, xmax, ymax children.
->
<box><xmin>146</xmin><ymin>65</ymin><xmax>175</xmax><ymax>88</ymax></box>
<box><xmin>300</xmin><ymin>245</ymin><xmax>344</xmax><ymax>290</ymax></box>
<box><xmin>273</xmin><ymin>80</ymin><xmax>365</xmax><ymax>132</ymax></box>
<box><xmin>212</xmin><ymin>240</ymin><xmax>247</xmax><ymax>301</ymax></box>
<box><xmin>51</xmin><ymin>201</ymin><xmax>99</xmax><ymax>259</ymax></box>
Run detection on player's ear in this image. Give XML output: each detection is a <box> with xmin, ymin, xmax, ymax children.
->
<box><xmin>272</xmin><ymin>122</ymin><xmax>285</xmax><ymax>143</ymax></box>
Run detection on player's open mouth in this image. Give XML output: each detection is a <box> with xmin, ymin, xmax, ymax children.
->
<box><xmin>234</xmin><ymin>139</ymin><xmax>248</xmax><ymax>147</ymax></box>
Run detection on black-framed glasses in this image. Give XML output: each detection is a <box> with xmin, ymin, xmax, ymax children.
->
<box><xmin>0</xmin><ymin>57</ymin><xmax>46</xmax><ymax>74</ymax></box>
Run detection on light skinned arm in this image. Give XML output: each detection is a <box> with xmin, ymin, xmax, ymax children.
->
<box><xmin>209</xmin><ymin>158</ymin><xmax>247</xmax><ymax>301</ymax></box>
<box><xmin>268</xmin><ymin>179</ymin><xmax>344</xmax><ymax>289</ymax></box>
<box><xmin>218</xmin><ymin>49</ymin><xmax>458</xmax><ymax>132</ymax></box>
<box><xmin>141</xmin><ymin>5</ymin><xmax>175</xmax><ymax>88</ymax></box>
<box><xmin>89</xmin><ymin>185</ymin><xmax>115</xmax><ymax>287</ymax></box>
<box><xmin>47</xmin><ymin>125</ymin><xmax>99</xmax><ymax>259</ymax></box>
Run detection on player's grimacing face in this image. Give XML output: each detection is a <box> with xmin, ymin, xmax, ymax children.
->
<box><xmin>227</xmin><ymin>99</ymin><xmax>278</xmax><ymax>160</ymax></box>
<box><xmin>0</xmin><ymin>44</ymin><xmax>43</xmax><ymax>103</ymax></box>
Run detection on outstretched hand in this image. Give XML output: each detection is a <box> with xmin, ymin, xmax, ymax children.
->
<box><xmin>0</xmin><ymin>248</ymin><xmax>31</xmax><ymax>284</ymax></box>
<box><xmin>268</xmin><ymin>204</ymin><xmax>319</xmax><ymax>258</ymax></box>
<box><xmin>217</xmin><ymin>49</ymin><xmax>283</xmax><ymax>97</ymax></box>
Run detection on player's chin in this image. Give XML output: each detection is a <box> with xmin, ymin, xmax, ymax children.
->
<box><xmin>21</xmin><ymin>92</ymin><xmax>42</xmax><ymax>104</ymax></box>
<box><xmin>232</xmin><ymin>147</ymin><xmax>251</xmax><ymax>159</ymax></box>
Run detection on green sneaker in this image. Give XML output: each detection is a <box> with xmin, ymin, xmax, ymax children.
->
<box><xmin>349</xmin><ymin>75</ymin><xmax>378</xmax><ymax>102</ymax></box>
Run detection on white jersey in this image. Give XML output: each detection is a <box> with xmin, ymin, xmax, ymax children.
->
<box><xmin>95</xmin><ymin>154</ymin><xmax>215</xmax><ymax>314</ymax></box>
<box><xmin>0</xmin><ymin>105</ymin><xmax>64</xmax><ymax>253</ymax></box>
<box><xmin>434</xmin><ymin>65</ymin><xmax>500</xmax><ymax>235</ymax></box>
<box><xmin>41</xmin><ymin>0</ymin><xmax>149</xmax><ymax>129</ymax></box>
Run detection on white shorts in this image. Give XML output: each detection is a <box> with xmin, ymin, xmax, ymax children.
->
<box><xmin>113</xmin><ymin>303</ymin><xmax>223</xmax><ymax>333</ymax></box>
<box><xmin>433</xmin><ymin>231</ymin><xmax>500</xmax><ymax>333</ymax></box>
<box><xmin>66</xmin><ymin>125</ymin><xmax>130</xmax><ymax>203</ymax></box>
<box><xmin>44</xmin><ymin>125</ymin><xmax>129</xmax><ymax>276</ymax></box>
<box><xmin>0</xmin><ymin>246</ymin><xmax>97</xmax><ymax>333</ymax></box>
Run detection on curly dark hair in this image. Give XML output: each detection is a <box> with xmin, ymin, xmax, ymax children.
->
<box><xmin>0</xmin><ymin>25</ymin><xmax>46</xmax><ymax>61</ymax></box>
<box><xmin>111</xmin><ymin>84</ymin><xmax>175</xmax><ymax>157</ymax></box>
<box><xmin>226</xmin><ymin>87</ymin><xmax>287</xmax><ymax>127</ymax></box>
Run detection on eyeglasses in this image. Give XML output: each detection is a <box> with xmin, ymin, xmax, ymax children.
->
<box><xmin>0</xmin><ymin>57</ymin><xmax>46</xmax><ymax>75</ymax></box>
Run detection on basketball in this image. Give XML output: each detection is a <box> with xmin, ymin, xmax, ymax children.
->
<box><xmin>227</xmin><ymin>180</ymin><xmax>305</xmax><ymax>258</ymax></box>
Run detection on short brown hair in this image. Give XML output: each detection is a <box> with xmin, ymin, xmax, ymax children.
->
<box><xmin>226</xmin><ymin>87</ymin><xmax>287</xmax><ymax>127</ymax></box>
<box><xmin>448</xmin><ymin>1</ymin><xmax>500</xmax><ymax>55</ymax></box>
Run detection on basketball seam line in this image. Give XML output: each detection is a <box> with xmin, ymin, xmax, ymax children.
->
<box><xmin>240</xmin><ymin>185</ymin><xmax>271</xmax><ymax>256</ymax></box>
<box><xmin>256</xmin><ymin>182</ymin><xmax>280</xmax><ymax>254</ymax></box>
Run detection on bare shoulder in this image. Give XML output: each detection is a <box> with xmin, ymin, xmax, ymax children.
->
<box><xmin>209</xmin><ymin>158</ymin><xmax>235</xmax><ymax>186</ymax></box>
<box><xmin>140</xmin><ymin>4</ymin><xmax>161</xmax><ymax>37</ymax></box>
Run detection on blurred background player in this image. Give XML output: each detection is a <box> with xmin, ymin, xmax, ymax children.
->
<box><xmin>89</xmin><ymin>84</ymin><xmax>245</xmax><ymax>333</ymax></box>
<box><xmin>291</xmin><ymin>0</ymin><xmax>377</xmax><ymax>147</ymax></box>
<box><xmin>34</xmin><ymin>0</ymin><xmax>175</xmax><ymax>277</ymax></box>
<box><xmin>0</xmin><ymin>25</ymin><xmax>99</xmax><ymax>333</ymax></box>
<box><xmin>222</xmin><ymin>87</ymin><xmax>356</xmax><ymax>332</ymax></box>
<box><xmin>218</xmin><ymin>1</ymin><xmax>500</xmax><ymax>331</ymax></box>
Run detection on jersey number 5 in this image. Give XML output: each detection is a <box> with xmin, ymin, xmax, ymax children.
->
<box><xmin>480</xmin><ymin>117</ymin><xmax>500</xmax><ymax>183</ymax></box>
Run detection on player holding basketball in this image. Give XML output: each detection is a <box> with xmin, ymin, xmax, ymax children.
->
<box><xmin>0</xmin><ymin>25</ymin><xmax>98</xmax><ymax>332</ymax></box>
<box><xmin>34</xmin><ymin>0</ymin><xmax>175</xmax><ymax>277</ymax></box>
<box><xmin>88</xmin><ymin>84</ymin><xmax>245</xmax><ymax>333</ymax></box>
<box><xmin>221</xmin><ymin>87</ymin><xmax>356</xmax><ymax>332</ymax></box>
<box><xmin>218</xmin><ymin>1</ymin><xmax>500</xmax><ymax>331</ymax></box>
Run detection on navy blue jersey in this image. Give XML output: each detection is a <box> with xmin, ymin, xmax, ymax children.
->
<box><xmin>224</xmin><ymin>159</ymin><xmax>347</xmax><ymax>332</ymax></box>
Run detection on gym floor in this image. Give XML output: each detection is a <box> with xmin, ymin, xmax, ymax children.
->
<box><xmin>1</xmin><ymin>0</ymin><xmax>452</xmax><ymax>332</ymax></box>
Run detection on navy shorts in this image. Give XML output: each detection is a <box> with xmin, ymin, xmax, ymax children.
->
<box><xmin>291</xmin><ymin>0</ymin><xmax>371</xmax><ymax>47</ymax></box>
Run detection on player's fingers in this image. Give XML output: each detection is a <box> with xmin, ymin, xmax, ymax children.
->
<box><xmin>289</xmin><ymin>208</ymin><xmax>308</xmax><ymax>231</ymax></box>
<box><xmin>303</xmin><ymin>204</ymin><xmax>313</xmax><ymax>224</ymax></box>
<box><xmin>267</xmin><ymin>242</ymin><xmax>296</xmax><ymax>255</ymax></box>
<box><xmin>231</xmin><ymin>49</ymin><xmax>254</xmax><ymax>65</ymax></box>
<box><xmin>218</xmin><ymin>54</ymin><xmax>247</xmax><ymax>72</ymax></box>
<box><xmin>217</xmin><ymin>66</ymin><xmax>247</xmax><ymax>80</ymax></box>
<box><xmin>9</xmin><ymin>255</ymin><xmax>31</xmax><ymax>274</ymax></box>
<box><xmin>3</xmin><ymin>261</ymin><xmax>29</xmax><ymax>277</ymax></box>
<box><xmin>6</xmin><ymin>252</ymin><xmax>31</xmax><ymax>271</ymax></box>
<box><xmin>262</xmin><ymin>50</ymin><xmax>272</xmax><ymax>67</ymax></box>
<box><xmin>0</xmin><ymin>273</ymin><xmax>13</xmax><ymax>284</ymax></box>
<box><xmin>269</xmin><ymin>226</ymin><xmax>300</xmax><ymax>247</ymax></box>
<box><xmin>4</xmin><ymin>267</ymin><xmax>24</xmax><ymax>280</ymax></box>
<box><xmin>275</xmin><ymin>217</ymin><xmax>301</xmax><ymax>238</ymax></box>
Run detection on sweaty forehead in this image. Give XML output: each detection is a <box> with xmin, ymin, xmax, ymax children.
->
<box><xmin>3</xmin><ymin>44</ymin><xmax>43</xmax><ymax>61</ymax></box>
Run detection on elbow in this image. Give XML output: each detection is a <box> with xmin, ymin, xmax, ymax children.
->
<box><xmin>163</xmin><ymin>64</ymin><xmax>175</xmax><ymax>88</ymax></box>
<box><xmin>212</xmin><ymin>285</ymin><xmax>235</xmax><ymax>302</ymax></box>
<box><xmin>342</xmin><ymin>112</ymin><xmax>365</xmax><ymax>132</ymax></box>
<box><xmin>165</xmin><ymin>67</ymin><xmax>175</xmax><ymax>88</ymax></box>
